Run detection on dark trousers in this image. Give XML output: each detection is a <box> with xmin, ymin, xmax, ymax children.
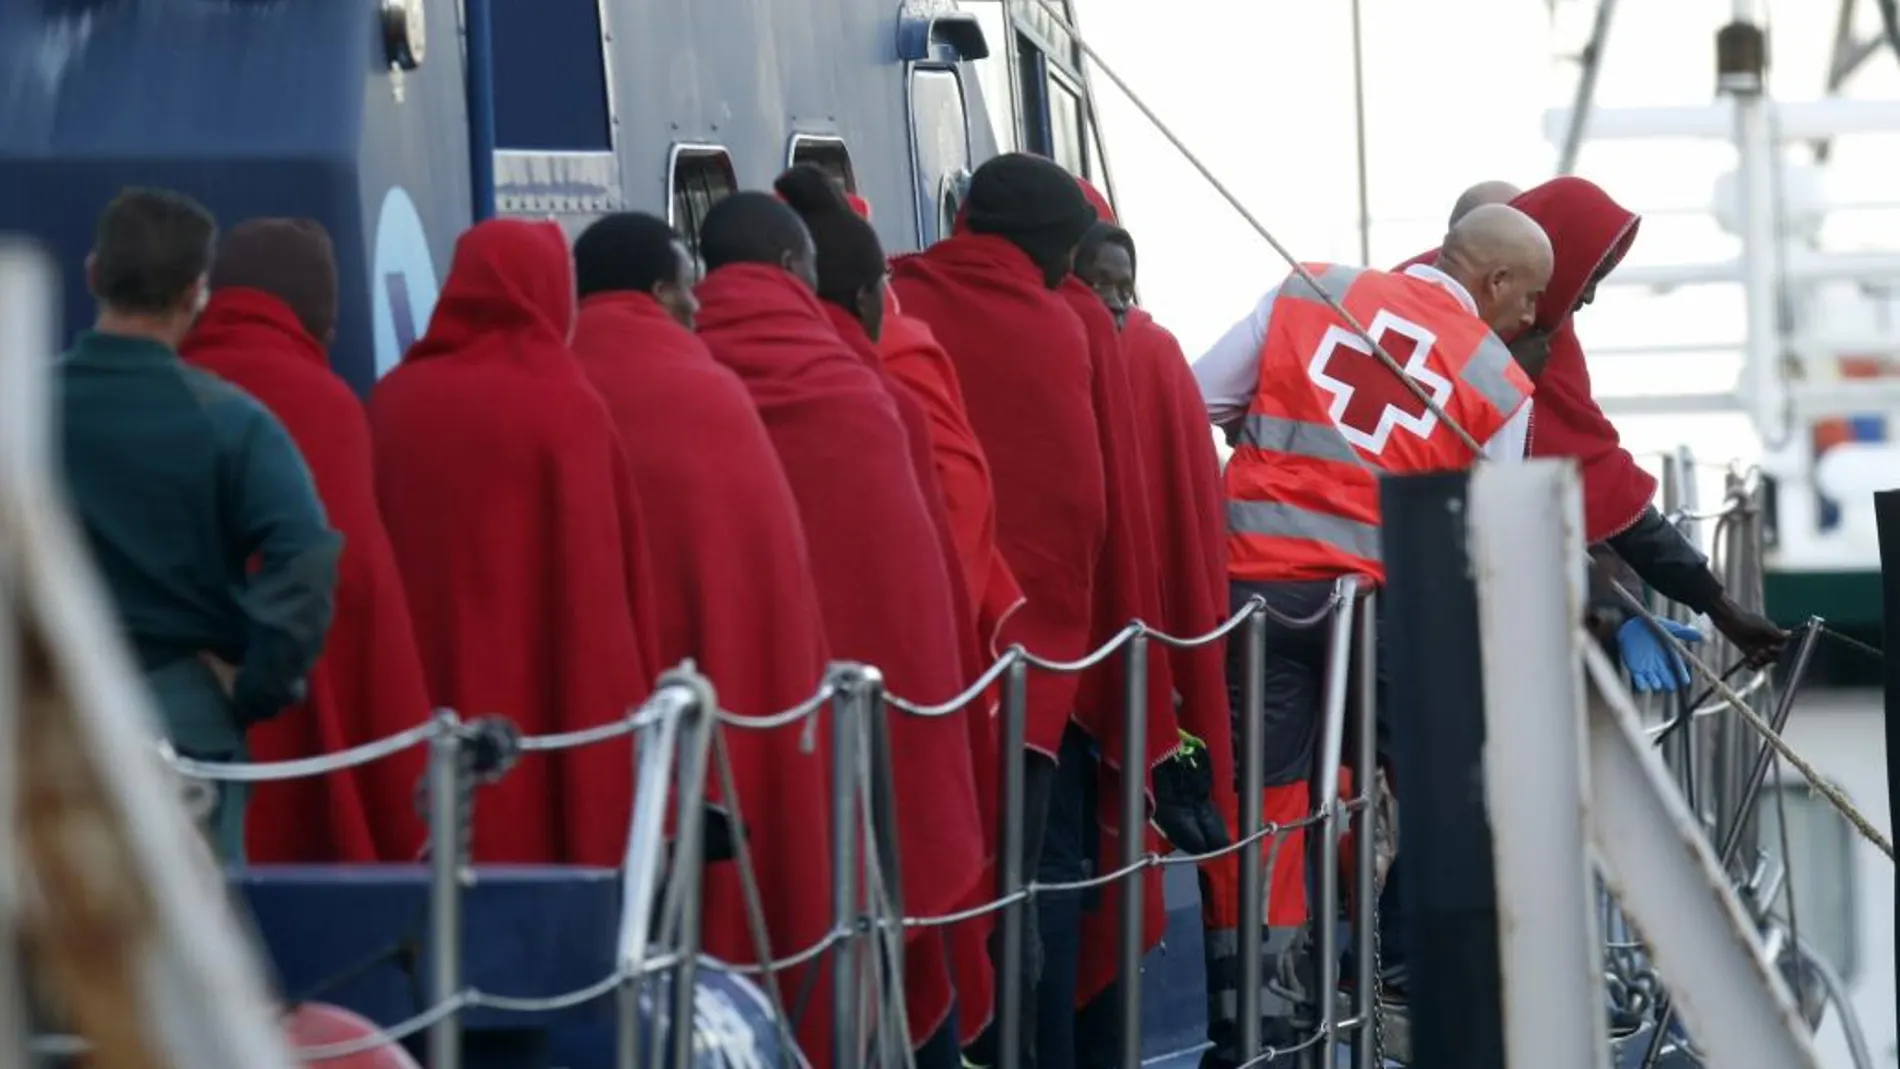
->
<box><xmin>965</xmin><ymin>746</ymin><xmax>1058</xmax><ymax>1069</ymax></box>
<box><xmin>966</xmin><ymin>726</ymin><xmax>1098</xmax><ymax>1069</ymax></box>
<box><xmin>1209</xmin><ymin>579</ymin><xmax>1408</xmax><ymax>1066</ymax></box>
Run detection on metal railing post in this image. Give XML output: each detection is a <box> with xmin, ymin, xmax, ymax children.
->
<box><xmin>616</xmin><ymin>688</ymin><xmax>690</xmax><ymax>1069</ymax></box>
<box><xmin>426</xmin><ymin>710</ymin><xmax>466</xmax><ymax>1069</ymax></box>
<box><xmin>666</xmin><ymin>684</ymin><xmax>715</xmax><ymax>1069</ymax></box>
<box><xmin>1351</xmin><ymin>593</ymin><xmax>1380</xmax><ymax>1069</ymax></box>
<box><xmin>996</xmin><ymin>657</ymin><xmax>1030</xmax><ymax>1069</ymax></box>
<box><xmin>829</xmin><ymin>669</ymin><xmax>862</xmax><ymax>1069</ymax></box>
<box><xmin>1236</xmin><ymin>605</ymin><xmax>1267</xmax><ymax>1066</ymax></box>
<box><xmin>1640</xmin><ymin>617</ymin><xmax>1826</xmax><ymax>1068</ymax></box>
<box><xmin>1117</xmin><ymin>631</ymin><xmax>1149</xmax><ymax>1069</ymax></box>
<box><xmin>1312</xmin><ymin>577</ymin><xmax>1360</xmax><ymax>1067</ymax></box>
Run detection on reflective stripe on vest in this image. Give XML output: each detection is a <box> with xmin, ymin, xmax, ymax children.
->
<box><xmin>1223</xmin><ymin>263</ymin><xmax>1531</xmax><ymax>585</ymax></box>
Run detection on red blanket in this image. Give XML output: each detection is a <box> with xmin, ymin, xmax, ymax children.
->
<box><xmin>1397</xmin><ymin>177</ymin><xmax>1651</xmax><ymax>541</ymax></box>
<box><xmin>570</xmin><ymin>290</ymin><xmax>838</xmax><ymax>1061</ymax></box>
<box><xmin>877</xmin><ymin>296</ymin><xmax>1026</xmax><ymax>657</ymax></box>
<box><xmin>1119</xmin><ymin>308</ymin><xmax>1235</xmax><ymax>813</ymax></box>
<box><xmin>1511</xmin><ymin>178</ymin><xmax>1652</xmax><ymax>541</ymax></box>
<box><xmin>181</xmin><ymin>288</ymin><xmax>430</xmax><ymax>863</ymax></box>
<box><xmin>890</xmin><ymin>235</ymin><xmax>1105</xmax><ymax>759</ymax></box>
<box><xmin>697</xmin><ymin>264</ymin><xmax>986</xmax><ymax>1043</ymax></box>
<box><xmin>825</xmin><ymin>300</ymin><xmax>999</xmax><ymax>1043</ymax></box>
<box><xmin>1060</xmin><ymin>282</ymin><xmax>1176</xmax><ymax>1007</ymax></box>
<box><xmin>369</xmin><ymin>219</ymin><xmax>660</xmax><ymax>866</ymax></box>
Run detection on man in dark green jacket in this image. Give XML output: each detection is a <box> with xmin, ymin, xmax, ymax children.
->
<box><xmin>56</xmin><ymin>188</ymin><xmax>341</xmax><ymax>861</ymax></box>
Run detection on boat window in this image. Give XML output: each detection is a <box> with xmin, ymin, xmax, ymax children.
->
<box><xmin>1758</xmin><ymin>782</ymin><xmax>1858</xmax><ymax>980</ymax></box>
<box><xmin>939</xmin><ymin>170</ymin><xmax>972</xmax><ymax>242</ymax></box>
<box><xmin>910</xmin><ymin>68</ymin><xmax>972</xmax><ymax>245</ymax></box>
<box><xmin>669</xmin><ymin>148</ymin><xmax>737</xmax><ymax>270</ymax></box>
<box><xmin>790</xmin><ymin>138</ymin><xmax>856</xmax><ymax>191</ymax></box>
<box><xmin>1049</xmin><ymin>76</ymin><xmax>1085</xmax><ymax>177</ymax></box>
<box><xmin>1015</xmin><ymin>34</ymin><xmax>1052</xmax><ymax>157</ymax></box>
<box><xmin>961</xmin><ymin>0</ymin><xmax>1016</xmax><ymax>152</ymax></box>
<box><xmin>491</xmin><ymin>0</ymin><xmax>613</xmax><ymax>151</ymax></box>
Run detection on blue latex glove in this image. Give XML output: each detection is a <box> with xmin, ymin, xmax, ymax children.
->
<box><xmin>1616</xmin><ymin>617</ymin><xmax>1704</xmax><ymax>693</ymax></box>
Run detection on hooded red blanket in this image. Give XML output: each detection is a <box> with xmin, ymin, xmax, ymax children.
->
<box><xmin>824</xmin><ymin>300</ymin><xmax>999</xmax><ymax>1044</ymax></box>
<box><xmin>697</xmin><ymin>264</ymin><xmax>986</xmax><ymax>1042</ymax></box>
<box><xmin>369</xmin><ymin>219</ymin><xmax>660</xmax><ymax>866</ymax></box>
<box><xmin>889</xmin><ymin>235</ymin><xmax>1105</xmax><ymax>759</ymax></box>
<box><xmin>569</xmin><ymin>290</ymin><xmax>838</xmax><ymax>1060</ymax></box>
<box><xmin>1398</xmin><ymin>177</ymin><xmax>1649</xmax><ymax>541</ymax></box>
<box><xmin>182</xmin><ymin>289</ymin><xmax>430</xmax><ymax>863</ymax></box>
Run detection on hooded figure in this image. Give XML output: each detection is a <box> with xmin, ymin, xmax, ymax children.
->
<box><xmin>1398</xmin><ymin>177</ymin><xmax>1786</xmax><ymax>671</ymax></box>
<box><xmin>694</xmin><ymin>190</ymin><xmax>987</xmax><ymax>1061</ymax></box>
<box><xmin>181</xmin><ymin>218</ymin><xmax>430</xmax><ymax>863</ymax></box>
<box><xmin>370</xmin><ymin>219</ymin><xmax>661</xmax><ymax>866</ymax></box>
<box><xmin>565</xmin><ymin>210</ymin><xmax>838</xmax><ymax>1062</ymax></box>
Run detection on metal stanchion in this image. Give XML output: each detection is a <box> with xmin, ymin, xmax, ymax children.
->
<box><xmin>996</xmin><ymin>657</ymin><xmax>1030</xmax><ymax>1069</ymax></box>
<box><xmin>1351</xmin><ymin>594</ymin><xmax>1379</xmax><ymax>1069</ymax></box>
<box><xmin>666</xmin><ymin>684</ymin><xmax>716</xmax><ymax>1069</ymax></box>
<box><xmin>1313</xmin><ymin>577</ymin><xmax>1360</xmax><ymax>1067</ymax></box>
<box><xmin>1236</xmin><ymin>606</ymin><xmax>1267</xmax><ymax>1066</ymax></box>
<box><xmin>830</xmin><ymin>669</ymin><xmax>862</xmax><ymax>1069</ymax></box>
<box><xmin>615</xmin><ymin>689</ymin><xmax>688</xmax><ymax>1069</ymax></box>
<box><xmin>1640</xmin><ymin>617</ymin><xmax>1826</xmax><ymax>1069</ymax></box>
<box><xmin>426</xmin><ymin>710</ymin><xmax>466</xmax><ymax>1069</ymax></box>
<box><xmin>1118</xmin><ymin>633</ymin><xmax>1150</xmax><ymax>1069</ymax></box>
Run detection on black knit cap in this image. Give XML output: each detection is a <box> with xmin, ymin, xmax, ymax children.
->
<box><xmin>962</xmin><ymin>153</ymin><xmax>1098</xmax><ymax>282</ymax></box>
<box><xmin>209</xmin><ymin>218</ymin><xmax>339</xmax><ymax>342</ymax></box>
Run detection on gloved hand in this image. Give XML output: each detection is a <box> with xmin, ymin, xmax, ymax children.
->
<box><xmin>1615</xmin><ymin>617</ymin><xmax>1704</xmax><ymax>693</ymax></box>
<box><xmin>1152</xmin><ymin>729</ymin><xmax>1233</xmax><ymax>856</ymax></box>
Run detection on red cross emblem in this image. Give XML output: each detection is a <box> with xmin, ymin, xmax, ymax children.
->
<box><xmin>1308</xmin><ymin>311</ymin><xmax>1453</xmax><ymax>454</ymax></box>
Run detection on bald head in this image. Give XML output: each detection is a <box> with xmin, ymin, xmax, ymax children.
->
<box><xmin>1448</xmin><ymin>180</ymin><xmax>1522</xmax><ymax>229</ymax></box>
<box><xmin>1437</xmin><ymin>203</ymin><xmax>1552</xmax><ymax>336</ymax></box>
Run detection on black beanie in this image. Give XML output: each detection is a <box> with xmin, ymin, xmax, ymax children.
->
<box><xmin>209</xmin><ymin>218</ymin><xmax>340</xmax><ymax>342</ymax></box>
<box><xmin>963</xmin><ymin>154</ymin><xmax>1098</xmax><ymax>281</ymax></box>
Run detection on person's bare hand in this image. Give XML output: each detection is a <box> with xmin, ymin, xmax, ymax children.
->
<box><xmin>199</xmin><ymin>653</ymin><xmax>237</xmax><ymax>698</ymax></box>
<box><xmin>1709</xmin><ymin>599</ymin><xmax>1789</xmax><ymax>669</ymax></box>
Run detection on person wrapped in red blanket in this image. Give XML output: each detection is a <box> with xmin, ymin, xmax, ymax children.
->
<box><xmin>788</xmin><ymin>172</ymin><xmax>1004</xmax><ymax>1048</ymax></box>
<box><xmin>1072</xmin><ymin>213</ymin><xmax>1240</xmax><ymax>1066</ymax></box>
<box><xmin>693</xmin><ymin>189</ymin><xmax>986</xmax><ymax>1067</ymax></box>
<box><xmin>181</xmin><ymin>218</ymin><xmax>430</xmax><ymax>864</ymax></box>
<box><xmin>370</xmin><ymin>219</ymin><xmax>660</xmax><ymax>866</ymax></box>
<box><xmin>844</xmin><ymin>193</ymin><xmax>1026</xmax><ymax>666</ymax></box>
<box><xmin>565</xmin><ymin>211</ymin><xmax>837</xmax><ymax>1065</ymax></box>
<box><xmin>892</xmin><ymin>153</ymin><xmax>1185</xmax><ymax>1069</ymax></box>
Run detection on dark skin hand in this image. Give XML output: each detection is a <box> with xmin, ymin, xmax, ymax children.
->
<box><xmin>1707</xmin><ymin>596</ymin><xmax>1789</xmax><ymax>668</ymax></box>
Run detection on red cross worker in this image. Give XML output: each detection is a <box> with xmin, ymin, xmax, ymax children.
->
<box><xmin>1186</xmin><ymin>204</ymin><xmax>1550</xmax><ymax>1065</ymax></box>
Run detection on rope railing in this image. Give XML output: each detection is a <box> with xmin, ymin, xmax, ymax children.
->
<box><xmin>29</xmin><ymin>581</ymin><xmax>1382</xmax><ymax>1069</ymax></box>
<box><xmin>28</xmin><ymin>466</ymin><xmax>1866</xmax><ymax>1069</ymax></box>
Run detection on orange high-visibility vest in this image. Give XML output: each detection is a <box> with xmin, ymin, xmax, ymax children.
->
<box><xmin>1224</xmin><ymin>264</ymin><xmax>1533</xmax><ymax>584</ymax></box>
